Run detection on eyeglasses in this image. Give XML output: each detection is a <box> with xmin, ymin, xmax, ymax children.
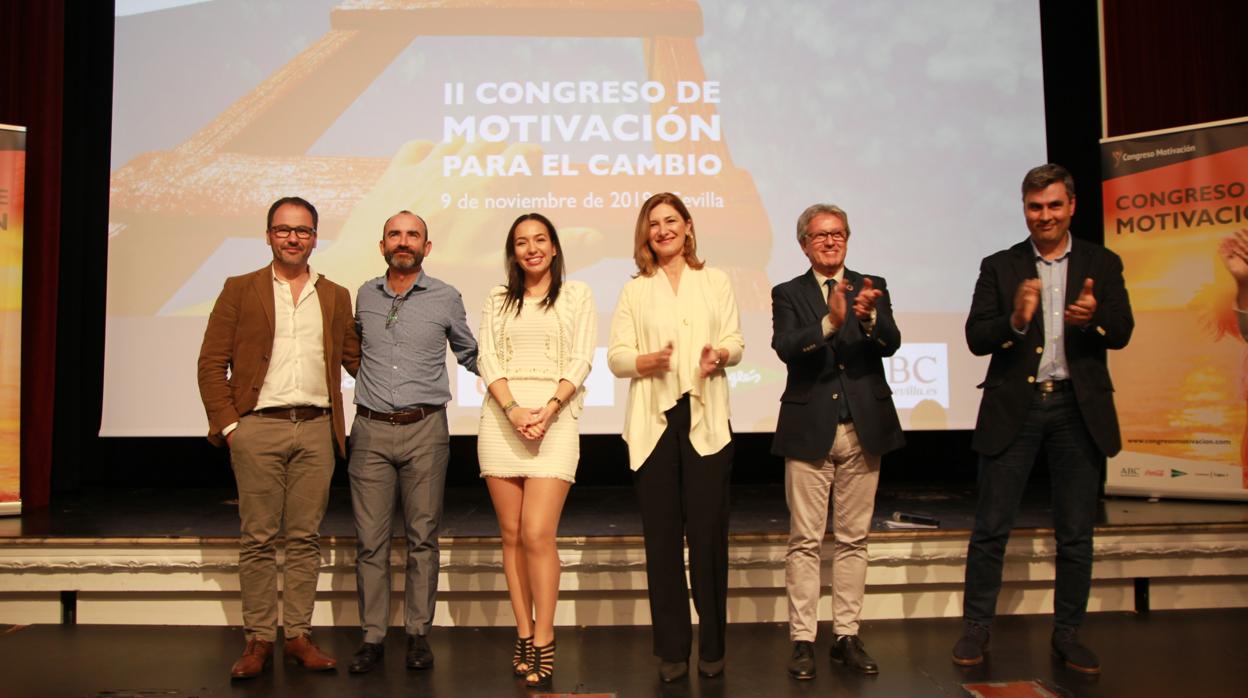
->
<box><xmin>804</xmin><ymin>230</ymin><xmax>848</xmax><ymax>244</ymax></box>
<box><xmin>269</xmin><ymin>225</ymin><xmax>317</xmax><ymax>239</ymax></box>
<box><xmin>386</xmin><ymin>294</ymin><xmax>408</xmax><ymax>329</ymax></box>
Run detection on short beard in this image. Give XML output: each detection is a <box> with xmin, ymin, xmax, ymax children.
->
<box><xmin>385</xmin><ymin>249</ymin><xmax>422</xmax><ymax>271</ymax></box>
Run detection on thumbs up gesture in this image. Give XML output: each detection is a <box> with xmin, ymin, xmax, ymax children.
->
<box><xmin>1064</xmin><ymin>277</ymin><xmax>1096</xmax><ymax>327</ymax></box>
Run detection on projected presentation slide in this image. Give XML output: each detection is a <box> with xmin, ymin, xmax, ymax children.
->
<box><xmin>104</xmin><ymin>0</ymin><xmax>1046</xmax><ymax>437</ymax></box>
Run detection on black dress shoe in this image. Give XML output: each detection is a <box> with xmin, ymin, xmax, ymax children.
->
<box><xmin>658</xmin><ymin>660</ymin><xmax>688</xmax><ymax>683</ymax></box>
<box><xmin>406</xmin><ymin>633</ymin><xmax>434</xmax><ymax>670</ymax></box>
<box><xmin>952</xmin><ymin>622</ymin><xmax>990</xmax><ymax>667</ymax></box>
<box><xmin>348</xmin><ymin>642</ymin><xmax>384</xmax><ymax>674</ymax></box>
<box><xmin>697</xmin><ymin>657</ymin><xmax>725</xmax><ymax>678</ymax></box>
<box><xmin>1051</xmin><ymin>627</ymin><xmax>1100</xmax><ymax>675</ymax></box>
<box><xmin>830</xmin><ymin>634</ymin><xmax>879</xmax><ymax>674</ymax></box>
<box><xmin>787</xmin><ymin>641</ymin><xmax>815</xmax><ymax>680</ymax></box>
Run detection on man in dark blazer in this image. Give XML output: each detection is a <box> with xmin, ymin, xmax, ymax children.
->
<box><xmin>771</xmin><ymin>203</ymin><xmax>905</xmax><ymax>679</ymax></box>
<box><xmin>952</xmin><ymin>164</ymin><xmax>1133</xmax><ymax>675</ymax></box>
<box><xmin>198</xmin><ymin>196</ymin><xmax>360</xmax><ymax>679</ymax></box>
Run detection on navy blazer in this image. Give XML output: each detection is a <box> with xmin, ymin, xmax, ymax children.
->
<box><xmin>770</xmin><ymin>268</ymin><xmax>906</xmax><ymax>461</ymax></box>
<box><xmin>966</xmin><ymin>237</ymin><xmax>1134</xmax><ymax>457</ymax></box>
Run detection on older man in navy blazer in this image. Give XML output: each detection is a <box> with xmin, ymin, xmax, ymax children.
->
<box><xmin>952</xmin><ymin>164</ymin><xmax>1133</xmax><ymax>675</ymax></box>
<box><xmin>771</xmin><ymin>203</ymin><xmax>905</xmax><ymax>679</ymax></box>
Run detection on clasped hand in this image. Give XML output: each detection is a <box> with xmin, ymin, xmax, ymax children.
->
<box><xmin>507</xmin><ymin>403</ymin><xmax>554</xmax><ymax>441</ymax></box>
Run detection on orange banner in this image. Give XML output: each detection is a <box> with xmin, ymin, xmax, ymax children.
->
<box><xmin>1102</xmin><ymin>117</ymin><xmax>1248</xmax><ymax>501</ymax></box>
<box><xmin>0</xmin><ymin>124</ymin><xmax>24</xmax><ymax>515</ymax></box>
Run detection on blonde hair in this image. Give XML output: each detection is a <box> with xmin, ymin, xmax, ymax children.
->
<box><xmin>632</xmin><ymin>192</ymin><xmax>705</xmax><ymax>276</ymax></box>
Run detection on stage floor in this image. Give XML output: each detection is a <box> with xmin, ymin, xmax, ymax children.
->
<box><xmin>1</xmin><ymin>610</ymin><xmax>1243</xmax><ymax>697</ymax></box>
<box><xmin>5</xmin><ymin>483</ymin><xmax>1248</xmax><ymax>541</ymax></box>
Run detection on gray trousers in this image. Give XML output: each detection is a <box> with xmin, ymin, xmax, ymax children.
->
<box><xmin>348</xmin><ymin>412</ymin><xmax>449</xmax><ymax>643</ymax></box>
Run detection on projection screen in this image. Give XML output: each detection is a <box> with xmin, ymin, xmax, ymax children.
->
<box><xmin>104</xmin><ymin>0</ymin><xmax>1046</xmax><ymax>436</ymax></box>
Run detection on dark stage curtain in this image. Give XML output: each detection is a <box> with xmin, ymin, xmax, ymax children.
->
<box><xmin>1103</xmin><ymin>0</ymin><xmax>1248</xmax><ymax>138</ymax></box>
<box><xmin>1039</xmin><ymin>0</ymin><xmax>1103</xmax><ymax>245</ymax></box>
<box><xmin>0</xmin><ymin>0</ymin><xmax>66</xmax><ymax>508</ymax></box>
<box><xmin>0</xmin><ymin>0</ymin><xmax>112</xmax><ymax>506</ymax></box>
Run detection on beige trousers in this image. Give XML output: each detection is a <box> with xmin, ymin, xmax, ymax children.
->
<box><xmin>784</xmin><ymin>421</ymin><xmax>881</xmax><ymax>640</ymax></box>
<box><xmin>229</xmin><ymin>413</ymin><xmax>334</xmax><ymax>642</ymax></box>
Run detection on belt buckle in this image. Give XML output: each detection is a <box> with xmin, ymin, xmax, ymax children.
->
<box><xmin>290</xmin><ymin>409</ymin><xmax>299</xmax><ymax>423</ymax></box>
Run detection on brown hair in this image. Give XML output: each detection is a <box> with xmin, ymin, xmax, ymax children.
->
<box><xmin>632</xmin><ymin>192</ymin><xmax>705</xmax><ymax>277</ymax></box>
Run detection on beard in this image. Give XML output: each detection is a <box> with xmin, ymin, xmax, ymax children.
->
<box><xmin>385</xmin><ymin>247</ymin><xmax>424</xmax><ymax>271</ymax></box>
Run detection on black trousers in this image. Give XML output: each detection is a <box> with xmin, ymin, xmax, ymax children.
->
<box><xmin>633</xmin><ymin>395</ymin><xmax>734</xmax><ymax>663</ymax></box>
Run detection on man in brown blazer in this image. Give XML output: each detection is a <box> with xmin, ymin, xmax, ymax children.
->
<box><xmin>197</xmin><ymin>196</ymin><xmax>360</xmax><ymax>679</ymax></box>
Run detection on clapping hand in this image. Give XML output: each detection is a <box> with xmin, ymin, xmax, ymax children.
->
<box><xmin>638</xmin><ymin>341</ymin><xmax>674</xmax><ymax>377</ymax></box>
<box><xmin>827</xmin><ymin>280</ymin><xmax>848</xmax><ymax>328</ymax></box>
<box><xmin>1012</xmin><ymin>278</ymin><xmax>1042</xmax><ymax>330</ymax></box>
<box><xmin>852</xmin><ymin>277</ymin><xmax>883</xmax><ymax>320</ymax></box>
<box><xmin>698</xmin><ymin>344</ymin><xmax>723</xmax><ymax>378</ymax></box>
<box><xmin>1064</xmin><ymin>277</ymin><xmax>1096</xmax><ymax>327</ymax></box>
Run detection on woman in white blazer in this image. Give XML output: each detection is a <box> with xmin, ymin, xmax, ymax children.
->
<box><xmin>607</xmin><ymin>192</ymin><xmax>744</xmax><ymax>683</ymax></box>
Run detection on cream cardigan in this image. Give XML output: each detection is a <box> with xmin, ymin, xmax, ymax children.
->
<box><xmin>477</xmin><ymin>280</ymin><xmax>597</xmax><ymax>417</ymax></box>
<box><xmin>607</xmin><ymin>266</ymin><xmax>744</xmax><ymax>470</ymax></box>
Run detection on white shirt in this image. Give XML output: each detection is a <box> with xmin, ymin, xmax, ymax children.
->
<box><xmin>608</xmin><ymin>266</ymin><xmax>744</xmax><ymax>470</ymax></box>
<box><xmin>256</xmin><ymin>264</ymin><xmax>330</xmax><ymax>410</ymax></box>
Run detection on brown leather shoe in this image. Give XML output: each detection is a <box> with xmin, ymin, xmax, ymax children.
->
<box><xmin>230</xmin><ymin>638</ymin><xmax>274</xmax><ymax>679</ymax></box>
<box><xmin>283</xmin><ymin>634</ymin><xmax>337</xmax><ymax>671</ymax></box>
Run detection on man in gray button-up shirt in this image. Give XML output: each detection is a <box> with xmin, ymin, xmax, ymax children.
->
<box><xmin>346</xmin><ymin>210</ymin><xmax>477</xmax><ymax>675</ymax></box>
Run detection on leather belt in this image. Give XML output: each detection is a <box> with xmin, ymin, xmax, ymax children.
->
<box><xmin>252</xmin><ymin>406</ymin><xmax>330</xmax><ymax>422</ymax></box>
<box><xmin>1035</xmin><ymin>379</ymin><xmax>1071</xmax><ymax>393</ymax></box>
<box><xmin>357</xmin><ymin>404</ymin><xmax>445</xmax><ymax>425</ymax></box>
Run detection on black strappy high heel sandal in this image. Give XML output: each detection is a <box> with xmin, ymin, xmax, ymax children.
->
<box><xmin>512</xmin><ymin>635</ymin><xmax>534</xmax><ymax>677</ymax></box>
<box><xmin>525</xmin><ymin>639</ymin><xmax>555</xmax><ymax>689</ymax></box>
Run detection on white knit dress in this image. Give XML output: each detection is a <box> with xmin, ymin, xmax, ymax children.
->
<box><xmin>477</xmin><ymin>281</ymin><xmax>596</xmax><ymax>482</ymax></box>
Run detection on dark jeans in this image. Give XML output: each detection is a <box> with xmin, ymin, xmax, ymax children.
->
<box><xmin>963</xmin><ymin>388</ymin><xmax>1101</xmax><ymax>630</ymax></box>
<box><xmin>633</xmin><ymin>395</ymin><xmax>733</xmax><ymax>663</ymax></box>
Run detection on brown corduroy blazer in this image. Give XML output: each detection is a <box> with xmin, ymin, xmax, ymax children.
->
<box><xmin>197</xmin><ymin>265</ymin><xmax>360</xmax><ymax>457</ymax></box>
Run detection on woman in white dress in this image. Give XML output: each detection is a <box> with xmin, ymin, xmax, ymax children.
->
<box><xmin>477</xmin><ymin>212</ymin><xmax>596</xmax><ymax>689</ymax></box>
<box><xmin>608</xmin><ymin>192</ymin><xmax>743</xmax><ymax>683</ymax></box>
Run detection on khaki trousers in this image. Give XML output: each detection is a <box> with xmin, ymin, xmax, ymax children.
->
<box><xmin>784</xmin><ymin>421</ymin><xmax>880</xmax><ymax>640</ymax></box>
<box><xmin>229</xmin><ymin>413</ymin><xmax>335</xmax><ymax>642</ymax></box>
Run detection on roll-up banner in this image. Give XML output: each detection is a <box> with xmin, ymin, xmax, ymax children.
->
<box><xmin>1101</xmin><ymin>116</ymin><xmax>1248</xmax><ymax>501</ymax></box>
<box><xmin>0</xmin><ymin>124</ymin><xmax>24</xmax><ymax>516</ymax></box>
